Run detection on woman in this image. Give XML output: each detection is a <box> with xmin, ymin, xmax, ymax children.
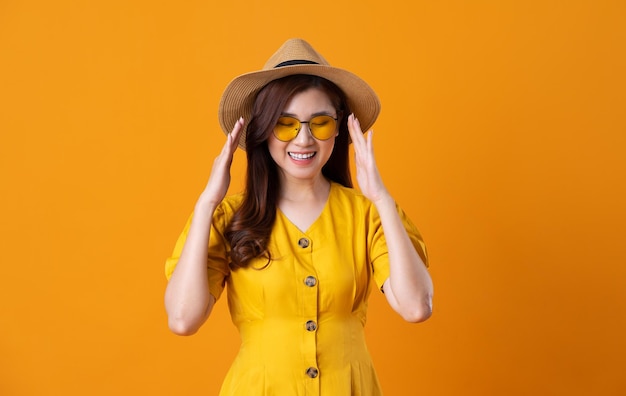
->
<box><xmin>164</xmin><ymin>38</ymin><xmax>433</xmax><ymax>395</ymax></box>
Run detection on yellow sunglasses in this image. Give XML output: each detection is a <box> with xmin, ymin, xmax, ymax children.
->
<box><xmin>273</xmin><ymin>115</ymin><xmax>338</xmax><ymax>142</ymax></box>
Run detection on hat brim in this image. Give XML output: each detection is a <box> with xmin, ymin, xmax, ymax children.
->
<box><xmin>218</xmin><ymin>64</ymin><xmax>381</xmax><ymax>150</ymax></box>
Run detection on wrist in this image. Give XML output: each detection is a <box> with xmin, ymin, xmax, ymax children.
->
<box><xmin>194</xmin><ymin>194</ymin><xmax>220</xmax><ymax>218</ymax></box>
<box><xmin>371</xmin><ymin>190</ymin><xmax>394</xmax><ymax>208</ymax></box>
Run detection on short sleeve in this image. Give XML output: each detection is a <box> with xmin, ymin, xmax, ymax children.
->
<box><xmin>369</xmin><ymin>204</ymin><xmax>429</xmax><ymax>291</ymax></box>
<box><xmin>164</xmin><ymin>205</ymin><xmax>232</xmax><ymax>301</ymax></box>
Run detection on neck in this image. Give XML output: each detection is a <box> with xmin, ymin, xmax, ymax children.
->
<box><xmin>279</xmin><ymin>174</ymin><xmax>331</xmax><ymax>203</ymax></box>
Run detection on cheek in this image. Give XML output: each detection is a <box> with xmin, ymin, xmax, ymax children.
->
<box><xmin>321</xmin><ymin>140</ymin><xmax>337</xmax><ymax>158</ymax></box>
<box><xmin>267</xmin><ymin>136</ymin><xmax>286</xmax><ymax>161</ymax></box>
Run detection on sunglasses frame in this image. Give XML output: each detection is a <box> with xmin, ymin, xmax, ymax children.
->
<box><xmin>273</xmin><ymin>115</ymin><xmax>339</xmax><ymax>142</ymax></box>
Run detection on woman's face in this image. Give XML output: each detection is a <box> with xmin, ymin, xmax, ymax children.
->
<box><xmin>268</xmin><ymin>88</ymin><xmax>338</xmax><ymax>183</ymax></box>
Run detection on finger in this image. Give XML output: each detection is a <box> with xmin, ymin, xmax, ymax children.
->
<box><xmin>226</xmin><ymin>117</ymin><xmax>244</xmax><ymax>153</ymax></box>
<box><xmin>348</xmin><ymin>114</ymin><xmax>366</xmax><ymax>152</ymax></box>
<box><xmin>347</xmin><ymin>113</ymin><xmax>360</xmax><ymax>136</ymax></box>
<box><xmin>230</xmin><ymin>117</ymin><xmax>244</xmax><ymax>141</ymax></box>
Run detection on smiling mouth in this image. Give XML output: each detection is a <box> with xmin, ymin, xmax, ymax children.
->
<box><xmin>289</xmin><ymin>152</ymin><xmax>316</xmax><ymax>160</ymax></box>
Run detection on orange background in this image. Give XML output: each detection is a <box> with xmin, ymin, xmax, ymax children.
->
<box><xmin>1</xmin><ymin>1</ymin><xmax>625</xmax><ymax>395</ymax></box>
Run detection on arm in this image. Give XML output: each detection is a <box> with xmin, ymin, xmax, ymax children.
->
<box><xmin>164</xmin><ymin>118</ymin><xmax>244</xmax><ymax>335</ymax></box>
<box><xmin>376</xmin><ymin>194</ymin><xmax>433</xmax><ymax>323</ymax></box>
<box><xmin>347</xmin><ymin>115</ymin><xmax>433</xmax><ymax>323</ymax></box>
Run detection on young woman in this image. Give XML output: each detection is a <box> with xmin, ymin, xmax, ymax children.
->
<box><xmin>164</xmin><ymin>38</ymin><xmax>433</xmax><ymax>395</ymax></box>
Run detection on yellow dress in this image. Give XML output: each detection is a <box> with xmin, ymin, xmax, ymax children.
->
<box><xmin>166</xmin><ymin>182</ymin><xmax>428</xmax><ymax>395</ymax></box>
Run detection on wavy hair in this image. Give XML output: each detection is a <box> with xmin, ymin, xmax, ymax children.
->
<box><xmin>224</xmin><ymin>74</ymin><xmax>352</xmax><ymax>269</ymax></box>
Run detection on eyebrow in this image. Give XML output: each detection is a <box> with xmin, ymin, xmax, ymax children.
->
<box><xmin>280</xmin><ymin>111</ymin><xmax>336</xmax><ymax>119</ymax></box>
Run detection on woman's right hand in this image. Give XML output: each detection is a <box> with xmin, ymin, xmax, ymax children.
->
<box><xmin>198</xmin><ymin>117</ymin><xmax>244</xmax><ymax>209</ymax></box>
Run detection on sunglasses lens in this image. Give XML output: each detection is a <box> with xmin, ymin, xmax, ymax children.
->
<box><xmin>309</xmin><ymin>116</ymin><xmax>337</xmax><ymax>140</ymax></box>
<box><xmin>274</xmin><ymin>116</ymin><xmax>300</xmax><ymax>141</ymax></box>
<box><xmin>273</xmin><ymin>115</ymin><xmax>337</xmax><ymax>141</ymax></box>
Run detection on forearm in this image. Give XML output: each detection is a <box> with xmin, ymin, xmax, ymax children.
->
<box><xmin>164</xmin><ymin>200</ymin><xmax>217</xmax><ymax>335</ymax></box>
<box><xmin>374</xmin><ymin>193</ymin><xmax>433</xmax><ymax>322</ymax></box>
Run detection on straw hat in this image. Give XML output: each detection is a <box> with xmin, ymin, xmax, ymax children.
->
<box><xmin>218</xmin><ymin>38</ymin><xmax>381</xmax><ymax>149</ymax></box>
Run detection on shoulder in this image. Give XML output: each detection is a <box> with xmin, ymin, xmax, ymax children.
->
<box><xmin>327</xmin><ymin>182</ymin><xmax>379</xmax><ymax>224</ymax></box>
<box><xmin>211</xmin><ymin>192</ymin><xmax>244</xmax><ymax>226</ymax></box>
<box><xmin>219</xmin><ymin>192</ymin><xmax>245</xmax><ymax>212</ymax></box>
<box><xmin>330</xmin><ymin>182</ymin><xmax>369</xmax><ymax>203</ymax></box>
<box><xmin>329</xmin><ymin>182</ymin><xmax>374</xmax><ymax>210</ymax></box>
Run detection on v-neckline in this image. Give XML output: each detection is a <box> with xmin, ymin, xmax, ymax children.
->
<box><xmin>277</xmin><ymin>182</ymin><xmax>334</xmax><ymax>234</ymax></box>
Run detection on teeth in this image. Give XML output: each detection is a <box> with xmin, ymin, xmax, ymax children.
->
<box><xmin>289</xmin><ymin>152</ymin><xmax>315</xmax><ymax>160</ymax></box>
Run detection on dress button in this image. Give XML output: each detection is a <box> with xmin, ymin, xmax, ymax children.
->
<box><xmin>305</xmin><ymin>320</ymin><xmax>317</xmax><ymax>332</ymax></box>
<box><xmin>304</xmin><ymin>276</ymin><xmax>317</xmax><ymax>287</ymax></box>
<box><xmin>298</xmin><ymin>238</ymin><xmax>310</xmax><ymax>248</ymax></box>
<box><xmin>305</xmin><ymin>367</ymin><xmax>319</xmax><ymax>378</ymax></box>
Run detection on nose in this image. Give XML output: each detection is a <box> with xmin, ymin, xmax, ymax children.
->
<box><xmin>293</xmin><ymin>122</ymin><xmax>314</xmax><ymax>145</ymax></box>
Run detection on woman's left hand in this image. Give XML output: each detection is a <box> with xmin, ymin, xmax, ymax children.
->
<box><xmin>347</xmin><ymin>114</ymin><xmax>389</xmax><ymax>203</ymax></box>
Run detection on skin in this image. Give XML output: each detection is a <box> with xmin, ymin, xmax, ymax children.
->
<box><xmin>268</xmin><ymin>88</ymin><xmax>338</xmax><ymax>232</ymax></box>
<box><xmin>347</xmin><ymin>114</ymin><xmax>433</xmax><ymax>323</ymax></box>
<box><xmin>164</xmin><ymin>89</ymin><xmax>433</xmax><ymax>335</ymax></box>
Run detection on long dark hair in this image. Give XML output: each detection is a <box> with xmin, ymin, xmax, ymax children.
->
<box><xmin>224</xmin><ymin>74</ymin><xmax>352</xmax><ymax>269</ymax></box>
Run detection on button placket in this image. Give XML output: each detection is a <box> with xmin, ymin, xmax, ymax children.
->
<box><xmin>297</xmin><ymin>234</ymin><xmax>318</xmax><ymax>389</ymax></box>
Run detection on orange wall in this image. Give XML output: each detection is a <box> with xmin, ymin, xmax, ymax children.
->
<box><xmin>1</xmin><ymin>1</ymin><xmax>625</xmax><ymax>395</ymax></box>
